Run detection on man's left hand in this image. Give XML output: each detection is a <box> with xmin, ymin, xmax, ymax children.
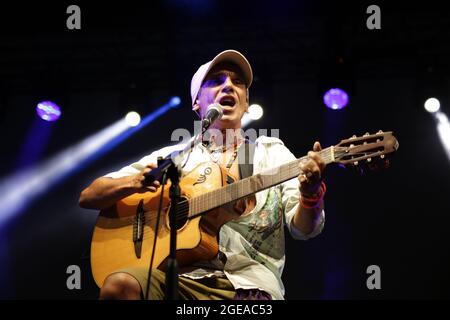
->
<box><xmin>298</xmin><ymin>141</ymin><xmax>326</xmax><ymax>196</ymax></box>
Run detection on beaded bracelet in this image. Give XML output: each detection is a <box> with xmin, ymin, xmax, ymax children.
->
<box><xmin>300</xmin><ymin>181</ymin><xmax>327</xmax><ymax>209</ymax></box>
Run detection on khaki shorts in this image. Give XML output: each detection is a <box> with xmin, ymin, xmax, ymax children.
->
<box><xmin>116</xmin><ymin>267</ymin><xmax>236</xmax><ymax>300</ymax></box>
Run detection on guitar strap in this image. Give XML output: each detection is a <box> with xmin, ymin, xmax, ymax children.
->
<box><xmin>238</xmin><ymin>139</ymin><xmax>255</xmax><ymax>179</ymax></box>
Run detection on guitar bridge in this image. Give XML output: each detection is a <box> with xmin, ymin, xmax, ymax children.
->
<box><xmin>133</xmin><ymin>199</ymin><xmax>145</xmax><ymax>259</ymax></box>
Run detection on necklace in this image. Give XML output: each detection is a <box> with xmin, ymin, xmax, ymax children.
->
<box><xmin>208</xmin><ymin>141</ymin><xmax>242</xmax><ymax>170</ymax></box>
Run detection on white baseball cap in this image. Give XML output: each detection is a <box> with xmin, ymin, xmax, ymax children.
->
<box><xmin>190</xmin><ymin>49</ymin><xmax>253</xmax><ymax>106</ymax></box>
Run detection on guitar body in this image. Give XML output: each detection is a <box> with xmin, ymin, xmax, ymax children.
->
<box><xmin>90</xmin><ymin>161</ymin><xmax>252</xmax><ymax>288</ymax></box>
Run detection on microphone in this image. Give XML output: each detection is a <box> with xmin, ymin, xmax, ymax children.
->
<box><xmin>202</xmin><ymin>103</ymin><xmax>224</xmax><ymax>132</ymax></box>
<box><xmin>144</xmin><ymin>103</ymin><xmax>223</xmax><ymax>184</ymax></box>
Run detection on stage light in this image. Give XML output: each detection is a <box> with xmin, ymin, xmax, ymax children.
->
<box><xmin>169</xmin><ymin>96</ymin><xmax>181</xmax><ymax>108</ymax></box>
<box><xmin>323</xmin><ymin>88</ymin><xmax>349</xmax><ymax>110</ymax></box>
<box><xmin>0</xmin><ymin>119</ymin><xmax>129</xmax><ymax>226</ymax></box>
<box><xmin>125</xmin><ymin>111</ymin><xmax>141</xmax><ymax>127</ymax></box>
<box><xmin>0</xmin><ymin>97</ymin><xmax>179</xmax><ymax>226</ymax></box>
<box><xmin>241</xmin><ymin>104</ymin><xmax>264</xmax><ymax>127</ymax></box>
<box><xmin>248</xmin><ymin>104</ymin><xmax>264</xmax><ymax>120</ymax></box>
<box><xmin>424</xmin><ymin>98</ymin><xmax>440</xmax><ymax>113</ymax></box>
<box><xmin>36</xmin><ymin>101</ymin><xmax>61</xmax><ymax>121</ymax></box>
<box><xmin>434</xmin><ymin>112</ymin><xmax>450</xmax><ymax>163</ymax></box>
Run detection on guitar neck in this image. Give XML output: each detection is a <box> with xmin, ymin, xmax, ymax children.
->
<box><xmin>188</xmin><ymin>146</ymin><xmax>336</xmax><ymax>218</ymax></box>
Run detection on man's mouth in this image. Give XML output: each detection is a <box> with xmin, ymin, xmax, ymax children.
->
<box><xmin>219</xmin><ymin>96</ymin><xmax>236</xmax><ymax>108</ymax></box>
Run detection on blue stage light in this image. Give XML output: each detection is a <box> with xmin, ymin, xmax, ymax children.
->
<box><xmin>323</xmin><ymin>88</ymin><xmax>349</xmax><ymax>110</ymax></box>
<box><xmin>169</xmin><ymin>96</ymin><xmax>181</xmax><ymax>108</ymax></box>
<box><xmin>36</xmin><ymin>101</ymin><xmax>61</xmax><ymax>121</ymax></box>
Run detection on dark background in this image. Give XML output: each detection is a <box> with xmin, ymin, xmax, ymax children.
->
<box><xmin>0</xmin><ymin>1</ymin><xmax>449</xmax><ymax>299</ymax></box>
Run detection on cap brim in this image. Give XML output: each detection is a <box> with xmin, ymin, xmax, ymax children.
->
<box><xmin>206</xmin><ymin>50</ymin><xmax>253</xmax><ymax>88</ymax></box>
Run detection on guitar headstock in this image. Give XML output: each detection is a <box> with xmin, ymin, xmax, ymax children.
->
<box><xmin>334</xmin><ymin>130</ymin><xmax>399</xmax><ymax>172</ymax></box>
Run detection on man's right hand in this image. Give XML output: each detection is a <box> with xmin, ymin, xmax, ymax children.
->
<box><xmin>130</xmin><ymin>163</ymin><xmax>161</xmax><ymax>193</ymax></box>
<box><xmin>79</xmin><ymin>163</ymin><xmax>162</xmax><ymax>210</ymax></box>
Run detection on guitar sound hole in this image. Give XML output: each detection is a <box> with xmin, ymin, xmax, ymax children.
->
<box><xmin>168</xmin><ymin>196</ymin><xmax>189</xmax><ymax>230</ymax></box>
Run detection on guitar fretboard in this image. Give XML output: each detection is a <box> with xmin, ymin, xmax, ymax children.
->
<box><xmin>188</xmin><ymin>146</ymin><xmax>336</xmax><ymax>217</ymax></box>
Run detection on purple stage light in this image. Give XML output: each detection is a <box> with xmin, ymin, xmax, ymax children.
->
<box><xmin>36</xmin><ymin>101</ymin><xmax>61</xmax><ymax>122</ymax></box>
<box><xmin>323</xmin><ymin>88</ymin><xmax>349</xmax><ymax>110</ymax></box>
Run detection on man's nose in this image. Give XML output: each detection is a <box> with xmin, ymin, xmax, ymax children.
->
<box><xmin>220</xmin><ymin>76</ymin><xmax>234</xmax><ymax>92</ymax></box>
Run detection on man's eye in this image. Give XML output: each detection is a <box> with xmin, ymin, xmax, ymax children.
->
<box><xmin>234</xmin><ymin>78</ymin><xmax>244</xmax><ymax>85</ymax></box>
<box><xmin>205</xmin><ymin>78</ymin><xmax>222</xmax><ymax>86</ymax></box>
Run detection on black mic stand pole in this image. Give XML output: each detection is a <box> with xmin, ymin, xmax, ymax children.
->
<box><xmin>164</xmin><ymin>159</ymin><xmax>180</xmax><ymax>300</ymax></box>
<box><xmin>144</xmin><ymin>105</ymin><xmax>222</xmax><ymax>300</ymax></box>
<box><xmin>143</xmin><ymin>133</ymin><xmax>204</xmax><ymax>300</ymax></box>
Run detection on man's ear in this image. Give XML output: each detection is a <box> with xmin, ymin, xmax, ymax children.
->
<box><xmin>192</xmin><ymin>101</ymin><xmax>201</xmax><ymax>118</ymax></box>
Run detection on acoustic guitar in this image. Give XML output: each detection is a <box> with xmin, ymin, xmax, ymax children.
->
<box><xmin>90</xmin><ymin>131</ymin><xmax>399</xmax><ymax>287</ymax></box>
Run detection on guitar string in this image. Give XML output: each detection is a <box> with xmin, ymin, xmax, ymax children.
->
<box><xmin>154</xmin><ymin>150</ymin><xmax>354</xmax><ymax>227</ymax></box>
<box><xmin>138</xmin><ymin>147</ymin><xmax>364</xmax><ymax>234</ymax></box>
<box><xmin>184</xmin><ymin>147</ymin><xmax>354</xmax><ymax>219</ymax></box>
<box><xmin>139</xmin><ymin>147</ymin><xmax>339</xmax><ymax>226</ymax></box>
<box><xmin>148</xmin><ymin>147</ymin><xmax>346</xmax><ymax>219</ymax></box>
<box><xmin>181</xmin><ymin>147</ymin><xmax>336</xmax><ymax>220</ymax></box>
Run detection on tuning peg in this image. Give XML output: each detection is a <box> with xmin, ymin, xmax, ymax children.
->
<box><xmin>380</xmin><ymin>154</ymin><xmax>385</xmax><ymax>159</ymax></box>
<box><xmin>377</xmin><ymin>130</ymin><xmax>383</xmax><ymax>134</ymax></box>
<box><xmin>367</xmin><ymin>158</ymin><xmax>372</xmax><ymax>162</ymax></box>
<box><xmin>350</xmin><ymin>135</ymin><xmax>356</xmax><ymax>139</ymax></box>
<box><xmin>364</xmin><ymin>132</ymin><xmax>370</xmax><ymax>136</ymax></box>
<box><xmin>353</xmin><ymin>161</ymin><xmax>359</xmax><ymax>166</ymax></box>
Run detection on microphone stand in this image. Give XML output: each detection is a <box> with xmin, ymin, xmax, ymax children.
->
<box><xmin>164</xmin><ymin>158</ymin><xmax>180</xmax><ymax>300</ymax></box>
<box><xmin>143</xmin><ymin>128</ymin><xmax>206</xmax><ymax>300</ymax></box>
<box><xmin>143</xmin><ymin>104</ymin><xmax>222</xmax><ymax>300</ymax></box>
